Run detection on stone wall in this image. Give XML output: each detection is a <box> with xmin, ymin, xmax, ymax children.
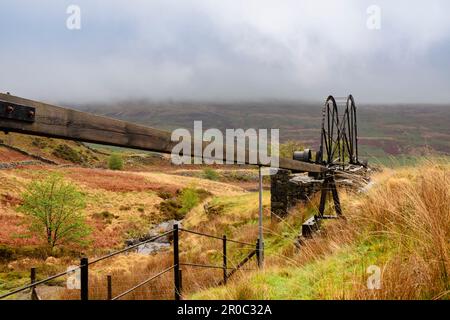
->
<box><xmin>0</xmin><ymin>160</ymin><xmax>43</xmax><ymax>169</ymax></box>
<box><xmin>0</xmin><ymin>142</ymin><xmax>57</xmax><ymax>164</ymax></box>
<box><xmin>270</xmin><ymin>169</ymin><xmax>323</xmax><ymax>218</ymax></box>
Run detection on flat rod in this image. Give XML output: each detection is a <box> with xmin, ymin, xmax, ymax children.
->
<box><xmin>0</xmin><ymin>93</ymin><xmax>327</xmax><ymax>173</ymax></box>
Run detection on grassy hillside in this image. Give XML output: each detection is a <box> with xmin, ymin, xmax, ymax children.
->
<box><xmin>192</xmin><ymin>160</ymin><xmax>449</xmax><ymax>300</ymax></box>
<box><xmin>0</xmin><ymin>148</ymin><xmax>261</xmax><ymax>298</ymax></box>
<box><xmin>0</xmin><ymin>131</ymin><xmax>448</xmax><ymax>299</ymax></box>
<box><xmin>0</xmin><ymin>132</ymin><xmax>171</xmax><ymax>171</ymax></box>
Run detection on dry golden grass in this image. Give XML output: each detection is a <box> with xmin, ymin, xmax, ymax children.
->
<box><xmin>350</xmin><ymin>160</ymin><xmax>449</xmax><ymax>299</ymax></box>
<box><xmin>192</xmin><ymin>160</ymin><xmax>450</xmax><ymax>300</ymax></box>
<box><xmin>58</xmin><ymin>191</ymin><xmax>264</xmax><ymax>300</ymax></box>
<box><xmin>135</xmin><ymin>171</ymin><xmax>246</xmax><ymax>196</ymax></box>
<box><xmin>61</xmin><ymin>168</ymin><xmax>179</xmax><ymax>193</ymax></box>
<box><xmin>59</xmin><ymin>240</ymin><xmax>258</xmax><ymax>300</ymax></box>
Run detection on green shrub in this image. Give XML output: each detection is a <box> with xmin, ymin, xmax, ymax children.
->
<box><xmin>202</xmin><ymin>168</ymin><xmax>220</xmax><ymax>181</ymax></box>
<box><xmin>158</xmin><ymin>188</ymin><xmax>211</xmax><ymax>220</ymax></box>
<box><xmin>108</xmin><ymin>153</ymin><xmax>124</xmax><ymax>170</ymax></box>
<box><xmin>178</xmin><ymin>188</ymin><xmax>200</xmax><ymax>215</ymax></box>
<box><xmin>52</xmin><ymin>144</ymin><xmax>84</xmax><ymax>164</ymax></box>
<box><xmin>31</xmin><ymin>138</ymin><xmax>48</xmax><ymax>149</ymax></box>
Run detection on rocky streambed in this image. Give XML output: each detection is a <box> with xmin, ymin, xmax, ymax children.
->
<box><xmin>125</xmin><ymin>219</ymin><xmax>181</xmax><ymax>255</ymax></box>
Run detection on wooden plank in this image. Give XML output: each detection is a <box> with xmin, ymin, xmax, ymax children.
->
<box><xmin>0</xmin><ymin>93</ymin><xmax>327</xmax><ymax>173</ymax></box>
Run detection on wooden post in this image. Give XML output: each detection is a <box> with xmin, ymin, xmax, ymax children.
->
<box><xmin>222</xmin><ymin>235</ymin><xmax>227</xmax><ymax>284</ymax></box>
<box><xmin>178</xmin><ymin>269</ymin><xmax>183</xmax><ymax>299</ymax></box>
<box><xmin>256</xmin><ymin>239</ymin><xmax>261</xmax><ymax>269</ymax></box>
<box><xmin>30</xmin><ymin>267</ymin><xmax>39</xmax><ymax>300</ymax></box>
<box><xmin>80</xmin><ymin>257</ymin><xmax>89</xmax><ymax>301</ymax></box>
<box><xmin>173</xmin><ymin>224</ymin><xmax>180</xmax><ymax>301</ymax></box>
<box><xmin>107</xmin><ymin>275</ymin><xmax>112</xmax><ymax>300</ymax></box>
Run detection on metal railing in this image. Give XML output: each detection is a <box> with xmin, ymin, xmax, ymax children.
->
<box><xmin>0</xmin><ymin>225</ymin><xmax>259</xmax><ymax>300</ymax></box>
<box><xmin>177</xmin><ymin>225</ymin><xmax>259</xmax><ymax>294</ymax></box>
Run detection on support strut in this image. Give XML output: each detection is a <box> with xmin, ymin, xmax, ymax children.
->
<box><xmin>302</xmin><ymin>174</ymin><xmax>342</xmax><ymax>238</ymax></box>
<box><xmin>318</xmin><ymin>175</ymin><xmax>342</xmax><ymax>219</ymax></box>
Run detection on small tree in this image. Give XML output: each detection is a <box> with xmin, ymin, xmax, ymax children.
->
<box><xmin>19</xmin><ymin>174</ymin><xmax>90</xmax><ymax>251</ymax></box>
<box><xmin>108</xmin><ymin>153</ymin><xmax>123</xmax><ymax>170</ymax></box>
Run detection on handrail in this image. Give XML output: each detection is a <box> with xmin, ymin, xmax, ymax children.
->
<box><xmin>180</xmin><ymin>262</ymin><xmax>255</xmax><ymax>271</ymax></box>
<box><xmin>0</xmin><ymin>230</ymin><xmax>172</xmax><ymax>300</ymax></box>
<box><xmin>111</xmin><ymin>265</ymin><xmax>175</xmax><ymax>300</ymax></box>
<box><xmin>0</xmin><ymin>267</ymin><xmax>78</xmax><ymax>299</ymax></box>
<box><xmin>180</xmin><ymin>262</ymin><xmax>225</xmax><ymax>270</ymax></box>
<box><xmin>179</xmin><ymin>228</ymin><xmax>254</xmax><ymax>247</ymax></box>
<box><xmin>1</xmin><ymin>226</ymin><xmax>258</xmax><ymax>300</ymax></box>
<box><xmin>220</xmin><ymin>250</ymin><xmax>257</xmax><ymax>284</ymax></box>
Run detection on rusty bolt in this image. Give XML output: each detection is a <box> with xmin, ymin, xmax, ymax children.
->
<box><xmin>6</xmin><ymin>105</ymin><xmax>14</xmax><ymax>113</ymax></box>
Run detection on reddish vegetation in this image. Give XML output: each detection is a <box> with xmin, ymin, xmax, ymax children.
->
<box><xmin>88</xmin><ymin>219</ymin><xmax>124</xmax><ymax>249</ymax></box>
<box><xmin>0</xmin><ymin>214</ymin><xmax>40</xmax><ymax>246</ymax></box>
<box><xmin>0</xmin><ymin>146</ymin><xmax>32</xmax><ymax>162</ymax></box>
<box><xmin>63</xmin><ymin>168</ymin><xmax>178</xmax><ymax>193</ymax></box>
<box><xmin>1</xmin><ymin>193</ymin><xmax>23</xmax><ymax>207</ymax></box>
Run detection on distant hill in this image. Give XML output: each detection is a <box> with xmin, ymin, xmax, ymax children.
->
<box><xmin>77</xmin><ymin>101</ymin><xmax>450</xmax><ymax>160</ymax></box>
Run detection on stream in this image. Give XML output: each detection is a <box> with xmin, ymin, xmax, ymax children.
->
<box><xmin>125</xmin><ymin>219</ymin><xmax>181</xmax><ymax>255</ymax></box>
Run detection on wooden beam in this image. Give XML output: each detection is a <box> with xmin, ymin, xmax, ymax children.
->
<box><xmin>0</xmin><ymin>93</ymin><xmax>327</xmax><ymax>173</ymax></box>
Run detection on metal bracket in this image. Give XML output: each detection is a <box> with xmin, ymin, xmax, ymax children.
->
<box><xmin>0</xmin><ymin>101</ymin><xmax>35</xmax><ymax>122</ymax></box>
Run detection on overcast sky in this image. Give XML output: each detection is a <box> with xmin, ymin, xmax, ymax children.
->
<box><xmin>1</xmin><ymin>0</ymin><xmax>450</xmax><ymax>104</ymax></box>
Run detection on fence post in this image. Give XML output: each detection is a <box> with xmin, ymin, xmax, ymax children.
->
<box><xmin>256</xmin><ymin>239</ymin><xmax>261</xmax><ymax>269</ymax></box>
<box><xmin>173</xmin><ymin>224</ymin><xmax>180</xmax><ymax>301</ymax></box>
<box><xmin>179</xmin><ymin>269</ymin><xmax>183</xmax><ymax>299</ymax></box>
<box><xmin>107</xmin><ymin>275</ymin><xmax>112</xmax><ymax>300</ymax></box>
<box><xmin>30</xmin><ymin>267</ymin><xmax>38</xmax><ymax>300</ymax></box>
<box><xmin>80</xmin><ymin>257</ymin><xmax>89</xmax><ymax>301</ymax></box>
<box><xmin>222</xmin><ymin>235</ymin><xmax>227</xmax><ymax>284</ymax></box>
<box><xmin>258</xmin><ymin>165</ymin><xmax>264</xmax><ymax>268</ymax></box>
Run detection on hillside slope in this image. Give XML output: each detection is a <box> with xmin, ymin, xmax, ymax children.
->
<box><xmin>192</xmin><ymin>160</ymin><xmax>449</xmax><ymax>300</ymax></box>
<box><xmin>79</xmin><ymin>101</ymin><xmax>450</xmax><ymax>159</ymax></box>
<box><xmin>0</xmin><ymin>132</ymin><xmax>107</xmax><ymax>166</ymax></box>
<box><xmin>0</xmin><ymin>134</ymin><xmax>447</xmax><ymax>300</ymax></box>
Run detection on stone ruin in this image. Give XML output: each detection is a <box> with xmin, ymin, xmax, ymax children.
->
<box><xmin>270</xmin><ymin>165</ymin><xmax>371</xmax><ymax>219</ymax></box>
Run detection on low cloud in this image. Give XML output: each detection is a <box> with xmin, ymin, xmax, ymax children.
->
<box><xmin>1</xmin><ymin>0</ymin><xmax>449</xmax><ymax>103</ymax></box>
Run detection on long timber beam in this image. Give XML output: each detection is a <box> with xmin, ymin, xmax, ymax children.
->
<box><xmin>0</xmin><ymin>93</ymin><xmax>327</xmax><ymax>173</ymax></box>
